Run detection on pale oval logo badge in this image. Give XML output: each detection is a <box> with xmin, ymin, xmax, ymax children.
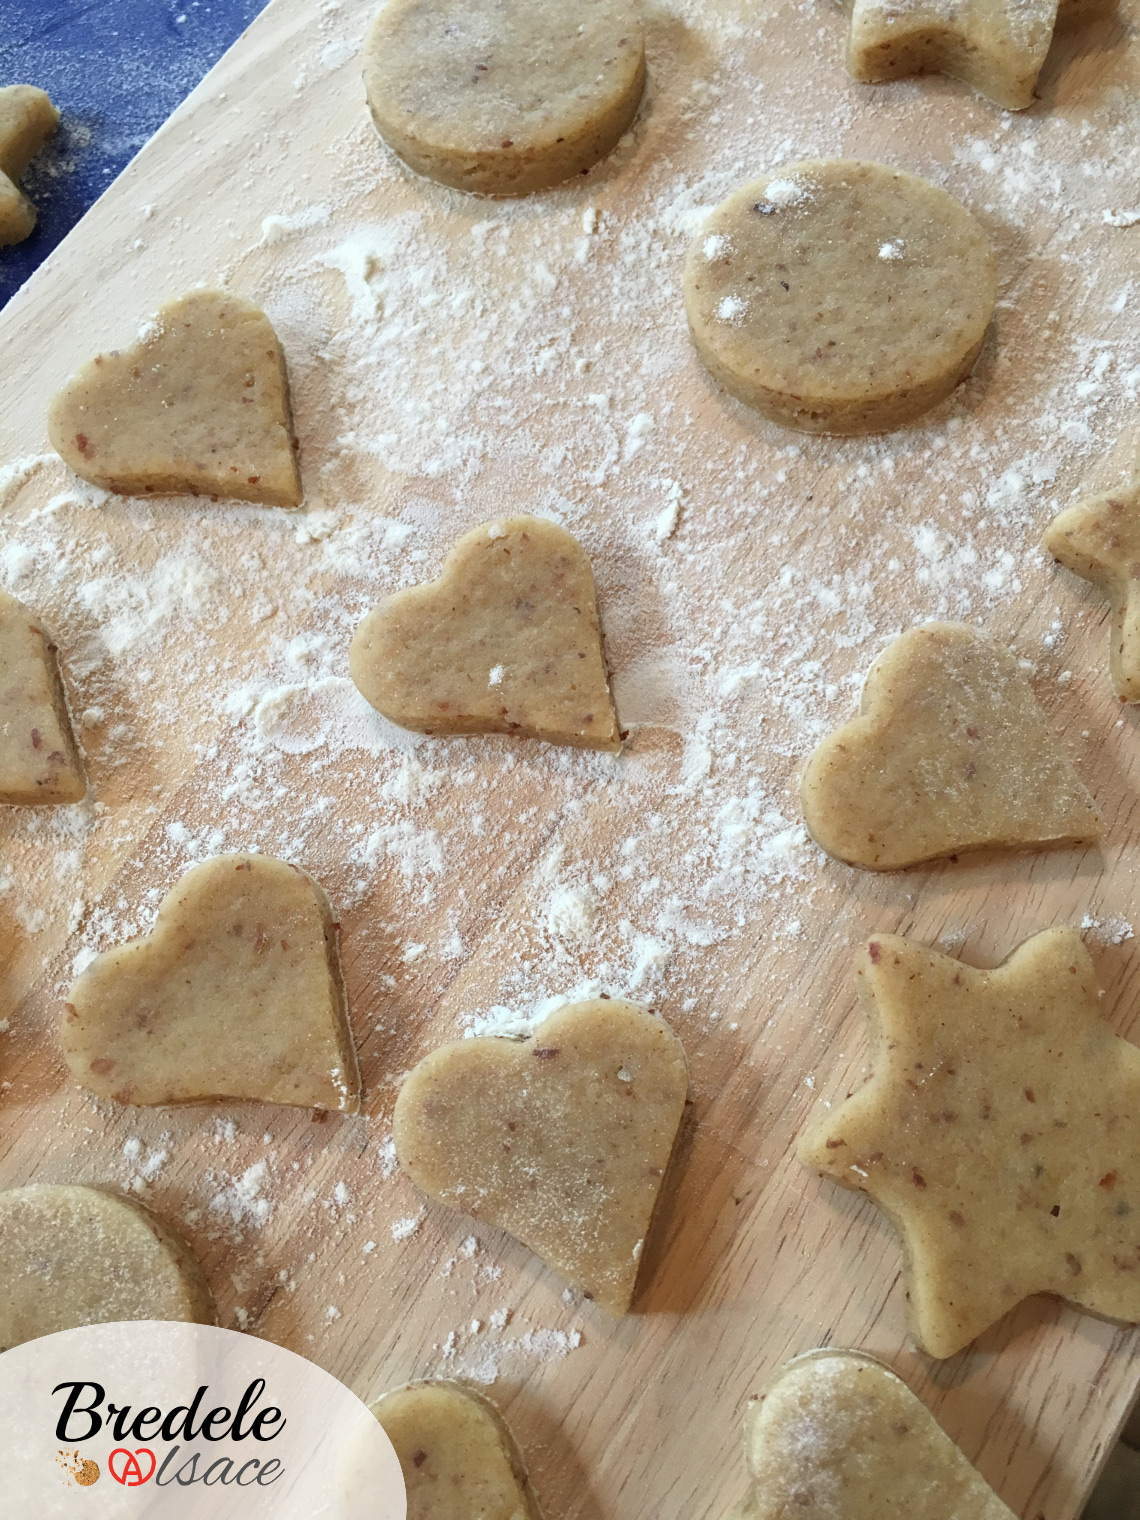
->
<box><xmin>0</xmin><ymin>1321</ymin><xmax>407</xmax><ymax>1516</ymax></box>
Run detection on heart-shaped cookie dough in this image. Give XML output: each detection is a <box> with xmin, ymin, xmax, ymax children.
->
<box><xmin>394</xmin><ymin>998</ymin><xmax>688</xmax><ymax>1313</ymax></box>
<box><xmin>800</xmin><ymin>622</ymin><xmax>1103</xmax><ymax>870</ymax></box>
<box><xmin>728</xmin><ymin>1350</ymin><xmax>1015</xmax><ymax>1518</ymax></box>
<box><xmin>0</xmin><ymin>84</ymin><xmax>59</xmax><ymax>245</ymax></box>
<box><xmin>0</xmin><ymin>1184</ymin><xmax>215</xmax><ymax>1351</ymax></box>
<box><xmin>62</xmin><ymin>853</ymin><xmax>361</xmax><ymax>1111</ymax></box>
<box><xmin>349</xmin><ymin>515</ymin><xmax>621</xmax><ymax>752</ymax></box>
<box><xmin>371</xmin><ymin>1380</ymin><xmax>542</xmax><ymax>1520</ymax></box>
<box><xmin>47</xmin><ymin>289</ymin><xmax>302</xmax><ymax>507</ymax></box>
<box><xmin>0</xmin><ymin>588</ymin><xmax>85</xmax><ymax>805</ymax></box>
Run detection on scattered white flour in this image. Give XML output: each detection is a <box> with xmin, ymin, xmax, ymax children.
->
<box><xmin>1080</xmin><ymin>914</ymin><xmax>1135</xmax><ymax>947</ymax></box>
<box><xmin>762</xmin><ymin>177</ymin><xmax>808</xmax><ymax>208</ymax></box>
<box><xmin>120</xmin><ymin>1134</ymin><xmax>170</xmax><ymax>1193</ymax></box>
<box><xmin>879</xmin><ymin>239</ymin><xmax>904</xmax><ymax>260</ymax></box>
<box><xmin>391</xmin><ymin>1211</ymin><xmax>424</xmax><ymax>1242</ymax></box>
<box><xmin>546</xmin><ymin>883</ymin><xmax>599</xmax><ymax>943</ymax></box>
<box><xmin>258</xmin><ymin>205</ymin><xmax>332</xmax><ymax>246</ymax></box>
<box><xmin>207</xmin><ymin>1161</ymin><xmax>274</xmax><ymax>1237</ymax></box>
<box><xmin>433</xmin><ymin>1317</ymin><xmax>583</xmax><ymax>1384</ymax></box>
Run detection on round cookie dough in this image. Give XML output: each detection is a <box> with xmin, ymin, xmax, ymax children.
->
<box><xmin>683</xmin><ymin>160</ymin><xmax>997</xmax><ymax>434</ymax></box>
<box><xmin>362</xmin><ymin>0</ymin><xmax>645</xmax><ymax>196</ymax></box>
<box><xmin>0</xmin><ymin>1184</ymin><xmax>215</xmax><ymax>1350</ymax></box>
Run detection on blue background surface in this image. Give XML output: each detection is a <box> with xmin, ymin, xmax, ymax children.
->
<box><xmin>0</xmin><ymin>0</ymin><xmax>271</xmax><ymax>309</ymax></box>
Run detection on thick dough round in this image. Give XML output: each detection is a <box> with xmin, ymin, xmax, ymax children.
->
<box><xmin>362</xmin><ymin>0</ymin><xmax>645</xmax><ymax>196</ymax></box>
<box><xmin>683</xmin><ymin>160</ymin><xmax>997</xmax><ymax>434</ymax></box>
<box><xmin>371</xmin><ymin>1380</ymin><xmax>543</xmax><ymax>1520</ymax></box>
<box><xmin>0</xmin><ymin>1184</ymin><xmax>215</xmax><ymax>1350</ymax></box>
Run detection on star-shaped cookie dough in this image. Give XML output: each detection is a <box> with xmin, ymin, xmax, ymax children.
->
<box><xmin>1044</xmin><ymin>481</ymin><xmax>1140</xmax><ymax>702</ymax></box>
<box><xmin>0</xmin><ymin>84</ymin><xmax>59</xmax><ymax>246</ymax></box>
<box><xmin>839</xmin><ymin>0</ymin><xmax>1061</xmax><ymax>110</ymax></box>
<box><xmin>799</xmin><ymin>927</ymin><xmax>1140</xmax><ymax>1358</ymax></box>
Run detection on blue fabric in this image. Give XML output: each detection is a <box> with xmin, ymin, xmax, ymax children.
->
<box><xmin>0</xmin><ymin>0</ymin><xmax>271</xmax><ymax>309</ymax></box>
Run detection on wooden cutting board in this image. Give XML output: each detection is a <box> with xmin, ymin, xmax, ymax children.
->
<box><xmin>3</xmin><ymin>0</ymin><xmax>1140</xmax><ymax>1515</ymax></box>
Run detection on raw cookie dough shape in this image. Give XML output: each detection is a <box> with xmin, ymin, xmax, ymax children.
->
<box><xmin>799</xmin><ymin>928</ymin><xmax>1140</xmax><ymax>1358</ymax></box>
<box><xmin>0</xmin><ymin>84</ymin><xmax>59</xmax><ymax>245</ymax></box>
<box><xmin>47</xmin><ymin>290</ymin><xmax>303</xmax><ymax>507</ymax></box>
<box><xmin>371</xmin><ymin>1380</ymin><xmax>543</xmax><ymax>1520</ymax></box>
<box><xmin>350</xmin><ymin>515</ymin><xmax>621</xmax><ymax>752</ymax></box>
<box><xmin>393</xmin><ymin>998</ymin><xmax>688</xmax><ymax>1314</ymax></box>
<box><xmin>62</xmin><ymin>853</ymin><xmax>361</xmax><ymax>1111</ymax></box>
<box><xmin>727</xmin><ymin>1349</ymin><xmax>1016</xmax><ymax>1519</ymax></box>
<box><xmin>800</xmin><ymin>621</ymin><xmax>1102</xmax><ymax>870</ymax></box>
<box><xmin>1044</xmin><ymin>481</ymin><xmax>1140</xmax><ymax>701</ymax></box>
<box><xmin>683</xmin><ymin>161</ymin><xmax>997</xmax><ymax>435</ymax></box>
<box><xmin>839</xmin><ymin>0</ymin><xmax>1060</xmax><ymax>110</ymax></box>
<box><xmin>0</xmin><ymin>588</ymin><xmax>85</xmax><ymax>805</ymax></box>
<box><xmin>362</xmin><ymin>0</ymin><xmax>645</xmax><ymax>196</ymax></box>
<box><xmin>0</xmin><ymin>1183</ymin><xmax>215</xmax><ymax>1351</ymax></box>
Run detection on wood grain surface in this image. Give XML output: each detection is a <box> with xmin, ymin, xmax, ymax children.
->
<box><xmin>3</xmin><ymin>0</ymin><xmax>1140</xmax><ymax>1516</ymax></box>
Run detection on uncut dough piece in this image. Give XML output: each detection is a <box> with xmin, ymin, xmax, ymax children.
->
<box><xmin>62</xmin><ymin>853</ymin><xmax>361</xmax><ymax>1111</ymax></box>
<box><xmin>840</xmin><ymin>0</ymin><xmax>1058</xmax><ymax>110</ymax></box>
<box><xmin>393</xmin><ymin>999</ymin><xmax>688</xmax><ymax>1314</ymax></box>
<box><xmin>684</xmin><ymin>161</ymin><xmax>996</xmax><ymax>435</ymax></box>
<box><xmin>47</xmin><ymin>289</ymin><xmax>302</xmax><ymax>506</ymax></box>
<box><xmin>1044</xmin><ymin>482</ymin><xmax>1140</xmax><ymax>701</ymax></box>
<box><xmin>350</xmin><ymin>515</ymin><xmax>621</xmax><ymax>752</ymax></box>
<box><xmin>363</xmin><ymin>0</ymin><xmax>644</xmax><ymax>196</ymax></box>
<box><xmin>799</xmin><ymin>929</ymin><xmax>1140</xmax><ymax>1358</ymax></box>
<box><xmin>728</xmin><ymin>1350</ymin><xmax>1016</xmax><ymax>1519</ymax></box>
<box><xmin>800</xmin><ymin>621</ymin><xmax>1102</xmax><ymax>870</ymax></box>
<box><xmin>0</xmin><ymin>1184</ymin><xmax>215</xmax><ymax>1351</ymax></box>
<box><xmin>0</xmin><ymin>588</ymin><xmax>85</xmax><ymax>805</ymax></box>
<box><xmin>0</xmin><ymin>84</ymin><xmax>59</xmax><ymax>245</ymax></box>
<box><xmin>371</xmin><ymin>1381</ymin><xmax>543</xmax><ymax>1520</ymax></box>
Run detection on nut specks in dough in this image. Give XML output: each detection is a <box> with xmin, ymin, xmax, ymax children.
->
<box><xmin>684</xmin><ymin>161</ymin><xmax>996</xmax><ymax>435</ymax></box>
<box><xmin>799</xmin><ymin>929</ymin><xmax>1140</xmax><ymax>1358</ymax></box>
<box><xmin>840</xmin><ymin>0</ymin><xmax>1062</xmax><ymax>110</ymax></box>
<box><xmin>393</xmin><ymin>998</ymin><xmax>688</xmax><ymax>1314</ymax></box>
<box><xmin>0</xmin><ymin>84</ymin><xmax>59</xmax><ymax>246</ymax></box>
<box><xmin>362</xmin><ymin>0</ymin><xmax>645</xmax><ymax>196</ymax></box>
<box><xmin>349</xmin><ymin>515</ymin><xmax>622</xmax><ymax>752</ymax></box>
<box><xmin>47</xmin><ymin>290</ymin><xmax>303</xmax><ymax>507</ymax></box>
<box><xmin>371</xmin><ymin>1380</ymin><xmax>543</xmax><ymax>1520</ymax></box>
<box><xmin>62</xmin><ymin>853</ymin><xmax>361</xmax><ymax>1112</ymax></box>
<box><xmin>729</xmin><ymin>1350</ymin><xmax>1016</xmax><ymax>1519</ymax></box>
<box><xmin>1044</xmin><ymin>481</ymin><xmax>1140</xmax><ymax>701</ymax></box>
<box><xmin>0</xmin><ymin>1184</ymin><xmax>215</xmax><ymax>1351</ymax></box>
<box><xmin>0</xmin><ymin>588</ymin><xmax>85</xmax><ymax>805</ymax></box>
<box><xmin>800</xmin><ymin>622</ymin><xmax>1102</xmax><ymax>870</ymax></box>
